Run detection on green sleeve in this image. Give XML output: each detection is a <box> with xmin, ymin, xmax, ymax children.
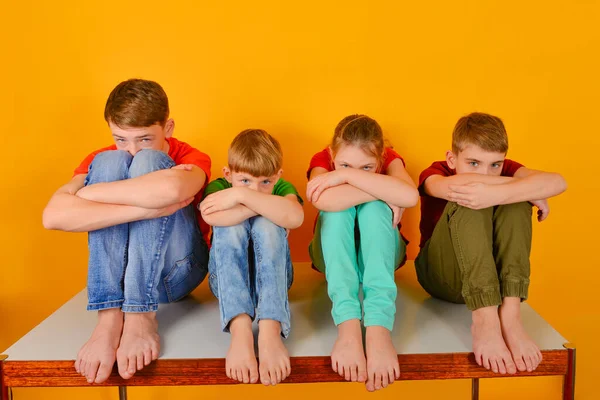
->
<box><xmin>202</xmin><ymin>178</ymin><xmax>231</xmax><ymax>199</ymax></box>
<box><xmin>273</xmin><ymin>178</ymin><xmax>304</xmax><ymax>205</ymax></box>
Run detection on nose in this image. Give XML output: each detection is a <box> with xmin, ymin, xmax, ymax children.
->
<box><xmin>249</xmin><ymin>183</ymin><xmax>259</xmax><ymax>191</ymax></box>
<box><xmin>125</xmin><ymin>144</ymin><xmax>141</xmax><ymax>156</ymax></box>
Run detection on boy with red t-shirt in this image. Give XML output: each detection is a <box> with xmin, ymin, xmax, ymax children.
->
<box><xmin>416</xmin><ymin>112</ymin><xmax>566</xmax><ymax>376</ymax></box>
<box><xmin>43</xmin><ymin>79</ymin><xmax>211</xmax><ymax>384</ymax></box>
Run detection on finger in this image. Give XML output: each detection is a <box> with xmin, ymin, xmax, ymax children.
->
<box><xmin>448</xmin><ymin>185</ymin><xmax>474</xmax><ymax>194</ymax></box>
<box><xmin>448</xmin><ymin>192</ymin><xmax>473</xmax><ymax>202</ymax></box>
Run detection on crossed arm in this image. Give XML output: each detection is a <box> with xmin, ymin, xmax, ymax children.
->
<box><xmin>42</xmin><ymin>166</ymin><xmax>206</xmax><ymax>232</ymax></box>
<box><xmin>200</xmin><ymin>187</ymin><xmax>304</xmax><ymax>229</ymax></box>
<box><xmin>423</xmin><ymin>167</ymin><xmax>567</xmax><ymax>221</ymax></box>
<box><xmin>306</xmin><ymin>159</ymin><xmax>419</xmax><ymax>210</ymax></box>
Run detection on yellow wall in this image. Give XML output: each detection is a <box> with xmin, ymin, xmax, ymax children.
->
<box><xmin>1</xmin><ymin>1</ymin><xmax>598</xmax><ymax>399</ymax></box>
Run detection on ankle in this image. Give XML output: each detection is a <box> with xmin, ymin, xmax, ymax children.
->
<box><xmin>258</xmin><ymin>319</ymin><xmax>282</xmax><ymax>339</ymax></box>
<box><xmin>472</xmin><ymin>306</ymin><xmax>501</xmax><ymax>326</ymax></box>
<box><xmin>337</xmin><ymin>319</ymin><xmax>362</xmax><ymax>339</ymax></box>
<box><xmin>97</xmin><ymin>309</ymin><xmax>124</xmax><ymax>325</ymax></box>
<box><xmin>230</xmin><ymin>314</ymin><xmax>253</xmax><ymax>334</ymax></box>
<box><xmin>366</xmin><ymin>325</ymin><xmax>391</xmax><ymax>338</ymax></box>
<box><xmin>499</xmin><ymin>298</ymin><xmax>522</xmax><ymax>319</ymax></box>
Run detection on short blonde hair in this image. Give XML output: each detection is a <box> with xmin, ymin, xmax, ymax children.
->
<box><xmin>228</xmin><ymin>129</ymin><xmax>283</xmax><ymax>177</ymax></box>
<box><xmin>452</xmin><ymin>112</ymin><xmax>508</xmax><ymax>154</ymax></box>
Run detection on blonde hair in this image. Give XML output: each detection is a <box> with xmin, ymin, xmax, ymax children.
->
<box><xmin>330</xmin><ymin>115</ymin><xmax>386</xmax><ymax>166</ymax></box>
<box><xmin>228</xmin><ymin>129</ymin><xmax>283</xmax><ymax>177</ymax></box>
<box><xmin>452</xmin><ymin>112</ymin><xmax>508</xmax><ymax>154</ymax></box>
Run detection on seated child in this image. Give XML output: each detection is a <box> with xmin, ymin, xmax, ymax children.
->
<box><xmin>43</xmin><ymin>79</ymin><xmax>212</xmax><ymax>383</ymax></box>
<box><xmin>416</xmin><ymin>112</ymin><xmax>567</xmax><ymax>375</ymax></box>
<box><xmin>306</xmin><ymin>115</ymin><xmax>419</xmax><ymax>392</ymax></box>
<box><xmin>200</xmin><ymin>129</ymin><xmax>304</xmax><ymax>386</ymax></box>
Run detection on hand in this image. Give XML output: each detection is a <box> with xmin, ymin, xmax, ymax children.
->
<box><xmin>530</xmin><ymin>199</ymin><xmax>550</xmax><ymax>222</ymax></box>
<box><xmin>306</xmin><ymin>170</ymin><xmax>348</xmax><ymax>203</ymax></box>
<box><xmin>386</xmin><ymin>202</ymin><xmax>404</xmax><ymax>227</ymax></box>
<box><xmin>149</xmin><ymin>197</ymin><xmax>194</xmax><ymax>218</ymax></box>
<box><xmin>200</xmin><ymin>188</ymin><xmax>243</xmax><ymax>215</ymax></box>
<box><xmin>447</xmin><ymin>183</ymin><xmax>501</xmax><ymax>210</ymax></box>
<box><xmin>171</xmin><ymin>164</ymin><xmax>195</xmax><ymax>171</ymax></box>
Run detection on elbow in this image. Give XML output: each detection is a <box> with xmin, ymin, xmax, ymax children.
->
<box><xmin>286</xmin><ymin>209</ymin><xmax>304</xmax><ymax>230</ymax></box>
<box><xmin>42</xmin><ymin>207</ymin><xmax>69</xmax><ymax>231</ymax></box>
<box><xmin>42</xmin><ymin>207</ymin><xmax>58</xmax><ymax>230</ymax></box>
<box><xmin>404</xmin><ymin>188</ymin><xmax>420</xmax><ymax>208</ymax></box>
<box><xmin>555</xmin><ymin>173</ymin><xmax>568</xmax><ymax>194</ymax></box>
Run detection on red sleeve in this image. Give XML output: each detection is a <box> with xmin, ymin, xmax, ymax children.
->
<box><xmin>72</xmin><ymin>145</ymin><xmax>116</xmax><ymax>177</ymax></box>
<box><xmin>178</xmin><ymin>146</ymin><xmax>211</xmax><ymax>182</ymax></box>
<box><xmin>381</xmin><ymin>148</ymin><xmax>405</xmax><ymax>173</ymax></box>
<box><xmin>502</xmin><ymin>159</ymin><xmax>524</xmax><ymax>177</ymax></box>
<box><xmin>418</xmin><ymin>161</ymin><xmax>453</xmax><ymax>196</ymax></box>
<box><xmin>307</xmin><ymin>148</ymin><xmax>332</xmax><ymax>179</ymax></box>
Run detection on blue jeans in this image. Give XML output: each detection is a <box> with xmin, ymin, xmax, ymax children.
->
<box><xmin>209</xmin><ymin>216</ymin><xmax>293</xmax><ymax>338</ymax></box>
<box><xmin>85</xmin><ymin>150</ymin><xmax>209</xmax><ymax>313</ymax></box>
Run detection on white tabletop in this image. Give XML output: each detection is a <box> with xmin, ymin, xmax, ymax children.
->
<box><xmin>3</xmin><ymin>262</ymin><xmax>567</xmax><ymax>361</ymax></box>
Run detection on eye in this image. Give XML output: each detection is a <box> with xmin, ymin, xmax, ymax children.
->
<box><xmin>362</xmin><ymin>166</ymin><xmax>371</xmax><ymax>171</ymax></box>
<box><xmin>241</xmin><ymin>179</ymin><xmax>250</xmax><ymax>184</ymax></box>
<box><xmin>340</xmin><ymin>163</ymin><xmax>349</xmax><ymax>168</ymax></box>
<box><xmin>469</xmin><ymin>161</ymin><xmax>479</xmax><ymax>167</ymax></box>
<box><xmin>491</xmin><ymin>163</ymin><xmax>501</xmax><ymax>168</ymax></box>
<box><xmin>262</xmin><ymin>180</ymin><xmax>271</xmax><ymax>185</ymax></box>
<box><xmin>116</xmin><ymin>139</ymin><xmax>125</xmax><ymax>143</ymax></box>
<box><xmin>141</xmin><ymin>138</ymin><xmax>151</xmax><ymax>143</ymax></box>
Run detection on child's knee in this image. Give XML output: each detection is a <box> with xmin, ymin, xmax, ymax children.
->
<box><xmin>128</xmin><ymin>149</ymin><xmax>174</xmax><ymax>178</ymax></box>
<box><xmin>87</xmin><ymin>150</ymin><xmax>132</xmax><ymax>183</ymax></box>
<box><xmin>211</xmin><ymin>223</ymin><xmax>249</xmax><ymax>248</ymax></box>
<box><xmin>449</xmin><ymin>202</ymin><xmax>493</xmax><ymax>224</ymax></box>
<box><xmin>251</xmin><ymin>216</ymin><xmax>287</xmax><ymax>246</ymax></box>
<box><xmin>498</xmin><ymin>201</ymin><xmax>533</xmax><ymax>216</ymax></box>
<box><xmin>320</xmin><ymin>208</ymin><xmax>355</xmax><ymax>226</ymax></box>
<box><xmin>357</xmin><ymin>200</ymin><xmax>392</xmax><ymax>220</ymax></box>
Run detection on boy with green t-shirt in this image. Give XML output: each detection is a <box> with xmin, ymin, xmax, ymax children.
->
<box><xmin>199</xmin><ymin>129</ymin><xmax>304</xmax><ymax>387</ymax></box>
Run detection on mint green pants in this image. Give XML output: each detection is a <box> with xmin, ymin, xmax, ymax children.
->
<box><xmin>309</xmin><ymin>201</ymin><xmax>405</xmax><ymax>331</ymax></box>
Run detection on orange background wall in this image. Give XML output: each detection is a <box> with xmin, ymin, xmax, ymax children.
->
<box><xmin>1</xmin><ymin>1</ymin><xmax>598</xmax><ymax>399</ymax></box>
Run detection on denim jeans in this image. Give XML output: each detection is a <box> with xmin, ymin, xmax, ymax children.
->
<box><xmin>208</xmin><ymin>216</ymin><xmax>293</xmax><ymax>338</ymax></box>
<box><xmin>85</xmin><ymin>149</ymin><xmax>208</xmax><ymax>313</ymax></box>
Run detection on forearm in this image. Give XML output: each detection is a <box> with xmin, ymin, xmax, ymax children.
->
<box><xmin>77</xmin><ymin>169</ymin><xmax>202</xmax><ymax>208</ymax></box>
<box><xmin>43</xmin><ymin>193</ymin><xmax>150</xmax><ymax>232</ymax></box>
<box><xmin>312</xmin><ymin>184</ymin><xmax>377</xmax><ymax>211</ymax></box>
<box><xmin>499</xmin><ymin>172</ymin><xmax>567</xmax><ymax>204</ymax></box>
<box><xmin>202</xmin><ymin>205</ymin><xmax>258</xmax><ymax>227</ymax></box>
<box><xmin>345</xmin><ymin>169</ymin><xmax>419</xmax><ymax>208</ymax></box>
<box><xmin>426</xmin><ymin>174</ymin><xmax>515</xmax><ymax>200</ymax></box>
<box><xmin>241</xmin><ymin>191</ymin><xmax>304</xmax><ymax>229</ymax></box>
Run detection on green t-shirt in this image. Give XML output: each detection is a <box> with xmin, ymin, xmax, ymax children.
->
<box><xmin>203</xmin><ymin>177</ymin><xmax>303</xmax><ymax>204</ymax></box>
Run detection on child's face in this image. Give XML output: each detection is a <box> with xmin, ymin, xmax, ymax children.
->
<box><xmin>225</xmin><ymin>169</ymin><xmax>283</xmax><ymax>194</ymax></box>
<box><xmin>109</xmin><ymin>120</ymin><xmax>173</xmax><ymax>156</ymax></box>
<box><xmin>447</xmin><ymin>144</ymin><xmax>506</xmax><ymax>176</ymax></box>
<box><xmin>332</xmin><ymin>144</ymin><xmax>378</xmax><ymax>173</ymax></box>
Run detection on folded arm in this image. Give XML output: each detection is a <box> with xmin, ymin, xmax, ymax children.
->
<box><xmin>201</xmin><ymin>187</ymin><xmax>304</xmax><ymax>229</ymax></box>
<box><xmin>76</xmin><ymin>165</ymin><xmax>206</xmax><ymax>209</ymax></box>
<box><xmin>429</xmin><ymin>167</ymin><xmax>567</xmax><ymax>209</ymax></box>
<box><xmin>42</xmin><ymin>175</ymin><xmax>191</xmax><ymax>232</ymax></box>
<box><xmin>308</xmin><ymin>159</ymin><xmax>419</xmax><ymax>212</ymax></box>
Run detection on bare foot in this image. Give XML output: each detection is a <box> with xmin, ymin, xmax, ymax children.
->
<box><xmin>365</xmin><ymin>326</ymin><xmax>400</xmax><ymax>392</ymax></box>
<box><xmin>75</xmin><ymin>309</ymin><xmax>123</xmax><ymax>383</ymax></box>
<box><xmin>472</xmin><ymin>306</ymin><xmax>516</xmax><ymax>375</ymax></box>
<box><xmin>499</xmin><ymin>297</ymin><xmax>543</xmax><ymax>372</ymax></box>
<box><xmin>258</xmin><ymin>320</ymin><xmax>291</xmax><ymax>386</ymax></box>
<box><xmin>226</xmin><ymin>314</ymin><xmax>259</xmax><ymax>384</ymax></box>
<box><xmin>116</xmin><ymin>312</ymin><xmax>160</xmax><ymax>380</ymax></box>
<box><xmin>331</xmin><ymin>319</ymin><xmax>367</xmax><ymax>383</ymax></box>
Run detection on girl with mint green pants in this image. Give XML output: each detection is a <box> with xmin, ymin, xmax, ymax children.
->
<box><xmin>309</xmin><ymin>200</ymin><xmax>405</xmax><ymax>331</ymax></box>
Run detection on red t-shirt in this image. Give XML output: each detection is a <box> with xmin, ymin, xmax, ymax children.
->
<box><xmin>417</xmin><ymin>160</ymin><xmax>524</xmax><ymax>248</ymax></box>
<box><xmin>307</xmin><ymin>147</ymin><xmax>408</xmax><ymax>260</ymax></box>
<box><xmin>73</xmin><ymin>137</ymin><xmax>212</xmax><ymax>244</ymax></box>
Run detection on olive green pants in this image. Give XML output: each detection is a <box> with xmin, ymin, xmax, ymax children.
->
<box><xmin>415</xmin><ymin>202</ymin><xmax>532</xmax><ymax>310</ymax></box>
